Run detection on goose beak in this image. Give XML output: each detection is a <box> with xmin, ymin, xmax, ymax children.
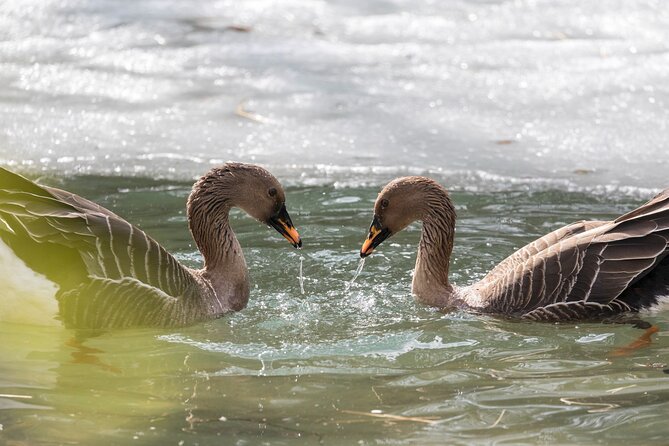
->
<box><xmin>268</xmin><ymin>204</ymin><xmax>302</xmax><ymax>248</ymax></box>
<box><xmin>360</xmin><ymin>215</ymin><xmax>391</xmax><ymax>258</ymax></box>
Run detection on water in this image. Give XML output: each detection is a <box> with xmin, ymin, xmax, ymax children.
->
<box><xmin>2</xmin><ymin>178</ymin><xmax>668</xmax><ymax>445</ymax></box>
<box><xmin>345</xmin><ymin>258</ymin><xmax>366</xmax><ymax>292</ymax></box>
<box><xmin>299</xmin><ymin>256</ymin><xmax>306</xmax><ymax>295</ymax></box>
<box><xmin>1</xmin><ymin>0</ymin><xmax>669</xmax><ymax>444</ymax></box>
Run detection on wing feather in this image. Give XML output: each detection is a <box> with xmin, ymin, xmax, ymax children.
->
<box><xmin>57</xmin><ymin>277</ymin><xmax>190</xmax><ymax>329</ymax></box>
<box><xmin>479</xmin><ymin>187</ymin><xmax>669</xmax><ymax>320</ymax></box>
<box><xmin>0</xmin><ymin>168</ymin><xmax>195</xmax><ymax>301</ymax></box>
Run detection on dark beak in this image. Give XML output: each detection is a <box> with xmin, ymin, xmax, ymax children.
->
<box><xmin>360</xmin><ymin>215</ymin><xmax>391</xmax><ymax>258</ymax></box>
<box><xmin>268</xmin><ymin>203</ymin><xmax>302</xmax><ymax>248</ymax></box>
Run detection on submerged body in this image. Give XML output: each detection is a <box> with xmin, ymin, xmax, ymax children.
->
<box><xmin>0</xmin><ymin>163</ymin><xmax>301</xmax><ymax>329</ymax></box>
<box><xmin>361</xmin><ymin>177</ymin><xmax>669</xmax><ymax>321</ymax></box>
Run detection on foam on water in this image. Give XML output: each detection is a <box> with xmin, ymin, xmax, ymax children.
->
<box><xmin>160</xmin><ymin>331</ymin><xmax>478</xmax><ymax>365</ymax></box>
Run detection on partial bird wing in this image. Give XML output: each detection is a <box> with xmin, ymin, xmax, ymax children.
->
<box><xmin>0</xmin><ymin>168</ymin><xmax>196</xmax><ymax>306</ymax></box>
<box><xmin>57</xmin><ymin>277</ymin><xmax>200</xmax><ymax>329</ymax></box>
<box><xmin>481</xmin><ymin>219</ymin><xmax>608</xmax><ymax>284</ymax></box>
<box><xmin>477</xmin><ymin>189</ymin><xmax>669</xmax><ymax>320</ymax></box>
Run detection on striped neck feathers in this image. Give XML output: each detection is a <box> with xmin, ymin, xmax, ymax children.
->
<box><xmin>411</xmin><ymin>185</ymin><xmax>457</xmax><ymax>306</ymax></box>
<box><xmin>186</xmin><ymin>169</ymin><xmax>242</xmax><ymax>271</ymax></box>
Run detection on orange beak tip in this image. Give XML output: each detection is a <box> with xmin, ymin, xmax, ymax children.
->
<box><xmin>360</xmin><ymin>238</ymin><xmax>374</xmax><ymax>257</ymax></box>
<box><xmin>284</xmin><ymin>226</ymin><xmax>301</xmax><ymax>248</ymax></box>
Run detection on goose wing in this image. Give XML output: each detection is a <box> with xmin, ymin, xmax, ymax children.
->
<box><xmin>478</xmin><ymin>189</ymin><xmax>669</xmax><ymax>320</ymax></box>
<box><xmin>57</xmin><ymin>277</ymin><xmax>203</xmax><ymax>328</ymax></box>
<box><xmin>0</xmin><ymin>168</ymin><xmax>197</xmax><ymax>317</ymax></box>
<box><xmin>481</xmin><ymin>219</ymin><xmax>608</xmax><ymax>284</ymax></box>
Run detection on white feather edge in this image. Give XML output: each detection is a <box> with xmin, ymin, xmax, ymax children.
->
<box><xmin>641</xmin><ymin>295</ymin><xmax>669</xmax><ymax>314</ymax></box>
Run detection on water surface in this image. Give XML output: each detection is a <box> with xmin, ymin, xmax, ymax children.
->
<box><xmin>1</xmin><ymin>176</ymin><xmax>668</xmax><ymax>445</ymax></box>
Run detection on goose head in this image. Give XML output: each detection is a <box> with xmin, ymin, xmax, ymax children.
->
<box><xmin>188</xmin><ymin>163</ymin><xmax>302</xmax><ymax>249</ymax></box>
<box><xmin>360</xmin><ymin>176</ymin><xmax>451</xmax><ymax>257</ymax></box>
<box><xmin>232</xmin><ymin>167</ymin><xmax>302</xmax><ymax>248</ymax></box>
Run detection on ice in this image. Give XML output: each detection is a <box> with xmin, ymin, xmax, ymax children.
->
<box><xmin>0</xmin><ymin>0</ymin><xmax>667</xmax><ymax>189</ymax></box>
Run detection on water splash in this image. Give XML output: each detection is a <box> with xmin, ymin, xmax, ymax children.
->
<box><xmin>298</xmin><ymin>256</ymin><xmax>305</xmax><ymax>295</ymax></box>
<box><xmin>345</xmin><ymin>257</ymin><xmax>366</xmax><ymax>291</ymax></box>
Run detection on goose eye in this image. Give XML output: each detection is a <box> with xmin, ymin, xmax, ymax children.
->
<box><xmin>268</xmin><ymin>187</ymin><xmax>277</xmax><ymax>197</ymax></box>
<box><xmin>380</xmin><ymin>198</ymin><xmax>389</xmax><ymax>209</ymax></box>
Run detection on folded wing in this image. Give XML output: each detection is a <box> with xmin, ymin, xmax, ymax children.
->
<box><xmin>479</xmin><ymin>189</ymin><xmax>669</xmax><ymax>320</ymax></box>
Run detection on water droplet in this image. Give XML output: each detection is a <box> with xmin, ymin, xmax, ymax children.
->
<box><xmin>345</xmin><ymin>258</ymin><xmax>366</xmax><ymax>291</ymax></box>
<box><xmin>298</xmin><ymin>256</ymin><xmax>305</xmax><ymax>294</ymax></box>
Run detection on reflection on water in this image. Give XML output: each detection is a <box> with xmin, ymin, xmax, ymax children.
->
<box><xmin>1</xmin><ymin>177</ymin><xmax>668</xmax><ymax>445</ymax></box>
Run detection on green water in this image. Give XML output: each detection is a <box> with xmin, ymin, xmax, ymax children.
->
<box><xmin>1</xmin><ymin>176</ymin><xmax>668</xmax><ymax>445</ymax></box>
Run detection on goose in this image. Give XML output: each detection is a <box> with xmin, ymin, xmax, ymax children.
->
<box><xmin>359</xmin><ymin>176</ymin><xmax>669</xmax><ymax>321</ymax></box>
<box><xmin>0</xmin><ymin>162</ymin><xmax>301</xmax><ymax>329</ymax></box>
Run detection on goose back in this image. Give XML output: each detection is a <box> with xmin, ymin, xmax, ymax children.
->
<box><xmin>475</xmin><ymin>189</ymin><xmax>669</xmax><ymax>320</ymax></box>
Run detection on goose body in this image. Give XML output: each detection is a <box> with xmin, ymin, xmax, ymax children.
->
<box><xmin>360</xmin><ymin>177</ymin><xmax>669</xmax><ymax>321</ymax></box>
<box><xmin>0</xmin><ymin>163</ymin><xmax>301</xmax><ymax>329</ymax></box>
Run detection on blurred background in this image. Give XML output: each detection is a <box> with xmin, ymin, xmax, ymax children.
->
<box><xmin>1</xmin><ymin>0</ymin><xmax>667</xmax><ymax>189</ymax></box>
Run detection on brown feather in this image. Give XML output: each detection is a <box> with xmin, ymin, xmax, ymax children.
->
<box><xmin>367</xmin><ymin>176</ymin><xmax>669</xmax><ymax>320</ymax></box>
<box><xmin>0</xmin><ymin>163</ymin><xmax>295</xmax><ymax>328</ymax></box>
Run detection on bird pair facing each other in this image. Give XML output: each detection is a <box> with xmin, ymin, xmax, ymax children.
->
<box><xmin>1</xmin><ymin>162</ymin><xmax>669</xmax><ymax>329</ymax></box>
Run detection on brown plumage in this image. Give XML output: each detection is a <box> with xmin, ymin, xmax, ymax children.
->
<box><xmin>360</xmin><ymin>177</ymin><xmax>669</xmax><ymax>321</ymax></box>
<box><xmin>0</xmin><ymin>162</ymin><xmax>301</xmax><ymax>329</ymax></box>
